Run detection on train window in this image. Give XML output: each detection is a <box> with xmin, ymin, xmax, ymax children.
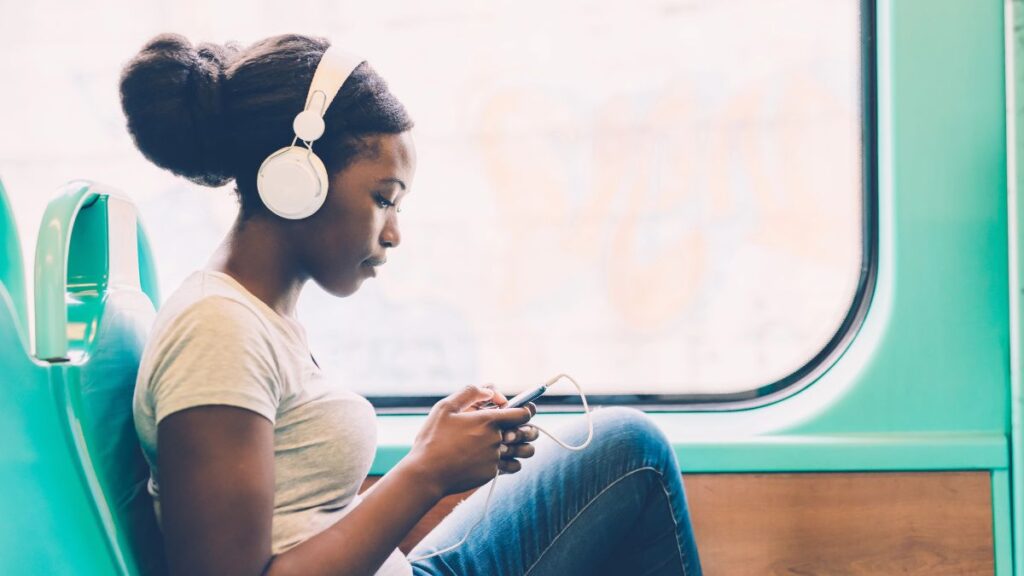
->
<box><xmin>301</xmin><ymin>0</ymin><xmax>874</xmax><ymax>409</ymax></box>
<box><xmin>0</xmin><ymin>0</ymin><xmax>872</xmax><ymax>409</ymax></box>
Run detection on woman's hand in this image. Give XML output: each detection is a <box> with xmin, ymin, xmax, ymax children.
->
<box><xmin>498</xmin><ymin>420</ymin><xmax>540</xmax><ymax>474</ymax></box>
<box><xmin>406</xmin><ymin>385</ymin><xmax>535</xmax><ymax>497</ymax></box>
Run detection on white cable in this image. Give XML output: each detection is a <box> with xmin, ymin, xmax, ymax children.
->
<box><xmin>530</xmin><ymin>374</ymin><xmax>593</xmax><ymax>452</ymax></box>
<box><xmin>404</xmin><ymin>467</ymin><xmax>500</xmax><ymax>562</ymax></box>
<box><xmin>406</xmin><ymin>373</ymin><xmax>593</xmax><ymax>563</ymax></box>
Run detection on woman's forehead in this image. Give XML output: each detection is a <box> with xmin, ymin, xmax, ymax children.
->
<box><xmin>343</xmin><ymin>134</ymin><xmax>415</xmax><ymax>180</ymax></box>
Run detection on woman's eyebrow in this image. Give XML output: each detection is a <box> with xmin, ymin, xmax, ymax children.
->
<box><xmin>378</xmin><ymin>177</ymin><xmax>406</xmax><ymax>190</ymax></box>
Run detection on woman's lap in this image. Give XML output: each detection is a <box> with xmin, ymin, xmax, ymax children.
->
<box><xmin>409</xmin><ymin>407</ymin><xmax>702</xmax><ymax>576</ymax></box>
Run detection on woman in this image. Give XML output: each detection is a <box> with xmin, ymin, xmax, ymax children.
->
<box><xmin>122</xmin><ymin>33</ymin><xmax>703</xmax><ymax>576</ymax></box>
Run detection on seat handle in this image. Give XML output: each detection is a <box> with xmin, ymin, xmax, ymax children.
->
<box><xmin>34</xmin><ymin>181</ymin><xmax>97</xmax><ymax>361</ymax></box>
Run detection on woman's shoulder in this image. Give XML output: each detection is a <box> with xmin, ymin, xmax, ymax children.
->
<box><xmin>135</xmin><ymin>271</ymin><xmax>287</xmax><ymax>426</ymax></box>
<box><xmin>154</xmin><ymin>270</ymin><xmax>270</xmax><ymax>332</ymax></box>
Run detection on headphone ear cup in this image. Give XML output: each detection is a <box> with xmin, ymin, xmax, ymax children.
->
<box><xmin>257</xmin><ymin>146</ymin><xmax>330</xmax><ymax>219</ymax></box>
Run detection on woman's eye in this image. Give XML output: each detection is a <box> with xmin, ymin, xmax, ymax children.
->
<box><xmin>374</xmin><ymin>194</ymin><xmax>394</xmax><ymax>209</ymax></box>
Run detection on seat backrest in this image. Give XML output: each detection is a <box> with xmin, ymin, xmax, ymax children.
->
<box><xmin>34</xmin><ymin>181</ymin><xmax>165</xmax><ymax>575</ymax></box>
<box><xmin>0</xmin><ymin>183</ymin><xmax>124</xmax><ymax>575</ymax></box>
<box><xmin>0</xmin><ymin>177</ymin><xmax>28</xmax><ymax>347</ymax></box>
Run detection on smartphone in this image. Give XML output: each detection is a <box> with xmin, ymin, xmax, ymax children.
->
<box><xmin>505</xmin><ymin>384</ymin><xmax>548</xmax><ymax>408</ymax></box>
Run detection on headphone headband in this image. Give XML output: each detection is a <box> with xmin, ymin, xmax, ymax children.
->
<box><xmin>292</xmin><ymin>46</ymin><xmax>365</xmax><ymax>143</ymax></box>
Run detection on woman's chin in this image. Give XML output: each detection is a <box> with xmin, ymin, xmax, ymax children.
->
<box><xmin>317</xmin><ymin>275</ymin><xmax>364</xmax><ymax>298</ymax></box>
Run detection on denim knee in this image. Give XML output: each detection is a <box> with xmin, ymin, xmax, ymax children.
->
<box><xmin>588</xmin><ymin>406</ymin><xmax>677</xmax><ymax>471</ymax></box>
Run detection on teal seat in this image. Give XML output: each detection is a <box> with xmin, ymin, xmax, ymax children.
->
<box><xmin>0</xmin><ymin>254</ymin><xmax>119</xmax><ymax>575</ymax></box>
<box><xmin>0</xmin><ymin>178</ymin><xmax>99</xmax><ymax>573</ymax></box>
<box><xmin>0</xmin><ymin>181</ymin><xmax>130</xmax><ymax>574</ymax></box>
<box><xmin>0</xmin><ymin>177</ymin><xmax>28</xmax><ymax>347</ymax></box>
<box><xmin>16</xmin><ymin>181</ymin><xmax>165</xmax><ymax>575</ymax></box>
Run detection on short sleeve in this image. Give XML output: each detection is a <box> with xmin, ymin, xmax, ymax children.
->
<box><xmin>146</xmin><ymin>296</ymin><xmax>283</xmax><ymax>425</ymax></box>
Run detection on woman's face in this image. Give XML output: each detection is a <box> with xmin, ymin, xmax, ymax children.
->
<box><xmin>296</xmin><ymin>131</ymin><xmax>416</xmax><ymax>297</ymax></box>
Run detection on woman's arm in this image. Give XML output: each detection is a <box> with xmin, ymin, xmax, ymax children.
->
<box><xmin>157</xmin><ymin>386</ymin><xmax>532</xmax><ymax>576</ymax></box>
<box><xmin>158</xmin><ymin>405</ymin><xmax>279</xmax><ymax>576</ymax></box>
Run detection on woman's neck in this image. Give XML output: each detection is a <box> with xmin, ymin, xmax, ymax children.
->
<box><xmin>208</xmin><ymin>216</ymin><xmax>306</xmax><ymax>318</ymax></box>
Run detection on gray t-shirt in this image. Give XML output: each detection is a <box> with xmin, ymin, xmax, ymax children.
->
<box><xmin>133</xmin><ymin>270</ymin><xmax>410</xmax><ymax>575</ymax></box>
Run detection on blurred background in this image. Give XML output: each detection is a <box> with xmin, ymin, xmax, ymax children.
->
<box><xmin>0</xmin><ymin>0</ymin><xmax>863</xmax><ymax>400</ymax></box>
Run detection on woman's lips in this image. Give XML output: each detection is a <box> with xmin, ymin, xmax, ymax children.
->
<box><xmin>362</xmin><ymin>257</ymin><xmax>386</xmax><ymax>276</ymax></box>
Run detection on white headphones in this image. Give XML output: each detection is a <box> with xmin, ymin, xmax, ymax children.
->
<box><xmin>256</xmin><ymin>46</ymin><xmax>365</xmax><ymax>219</ymax></box>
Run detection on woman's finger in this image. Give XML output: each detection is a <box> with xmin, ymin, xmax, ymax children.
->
<box><xmin>519</xmin><ymin>425</ymin><xmax>539</xmax><ymax>443</ymax></box>
<box><xmin>484</xmin><ymin>406</ymin><xmax>532</xmax><ymax>427</ymax></box>
<box><xmin>501</xmin><ymin>443</ymin><xmax>535</xmax><ymax>460</ymax></box>
<box><xmin>483</xmin><ymin>383</ymin><xmax>510</xmax><ymax>407</ymax></box>
<box><xmin>440</xmin><ymin>385</ymin><xmax>496</xmax><ymax>413</ymax></box>
<box><xmin>501</xmin><ymin>425</ymin><xmax>538</xmax><ymax>445</ymax></box>
<box><xmin>472</xmin><ymin>383</ymin><xmax>509</xmax><ymax>410</ymax></box>
<box><xmin>498</xmin><ymin>458</ymin><xmax>523</xmax><ymax>475</ymax></box>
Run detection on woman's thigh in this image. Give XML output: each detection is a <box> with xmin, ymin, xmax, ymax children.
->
<box><xmin>409</xmin><ymin>407</ymin><xmax>701</xmax><ymax>576</ymax></box>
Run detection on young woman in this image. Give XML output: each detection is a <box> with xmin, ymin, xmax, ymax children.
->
<box><xmin>122</xmin><ymin>33</ymin><xmax>703</xmax><ymax>576</ymax></box>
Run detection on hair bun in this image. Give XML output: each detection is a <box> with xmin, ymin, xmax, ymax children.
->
<box><xmin>119</xmin><ymin>33</ymin><xmax>239</xmax><ymax>187</ymax></box>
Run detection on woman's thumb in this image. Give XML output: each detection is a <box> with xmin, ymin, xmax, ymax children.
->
<box><xmin>441</xmin><ymin>385</ymin><xmax>495</xmax><ymax>412</ymax></box>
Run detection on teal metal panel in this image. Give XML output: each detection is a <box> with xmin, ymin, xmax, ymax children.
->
<box><xmin>994</xmin><ymin>469</ymin><xmax>1014</xmax><ymax>576</ymax></box>
<box><xmin>371</xmin><ymin>427</ymin><xmax>1007</xmax><ymax>476</ymax></box>
<box><xmin>1005</xmin><ymin>0</ymin><xmax>1024</xmax><ymax>572</ymax></box>
<box><xmin>789</xmin><ymin>0</ymin><xmax>1009</xmax><ymax>437</ymax></box>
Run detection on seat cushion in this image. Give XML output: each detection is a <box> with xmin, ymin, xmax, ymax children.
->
<box><xmin>74</xmin><ymin>288</ymin><xmax>166</xmax><ymax>575</ymax></box>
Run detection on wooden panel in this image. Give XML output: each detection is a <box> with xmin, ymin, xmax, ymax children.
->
<box><xmin>686</xmin><ymin>472</ymin><xmax>993</xmax><ymax>575</ymax></box>
<box><xmin>363</xmin><ymin>471</ymin><xmax>994</xmax><ymax>574</ymax></box>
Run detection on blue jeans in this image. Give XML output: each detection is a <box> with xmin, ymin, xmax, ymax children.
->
<box><xmin>409</xmin><ymin>407</ymin><xmax>703</xmax><ymax>576</ymax></box>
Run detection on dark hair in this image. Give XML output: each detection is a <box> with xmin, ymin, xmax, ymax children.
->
<box><xmin>119</xmin><ymin>33</ymin><xmax>413</xmax><ymax>216</ymax></box>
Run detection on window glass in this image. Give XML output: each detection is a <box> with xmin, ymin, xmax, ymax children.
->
<box><xmin>0</xmin><ymin>0</ymin><xmax>865</xmax><ymax>401</ymax></box>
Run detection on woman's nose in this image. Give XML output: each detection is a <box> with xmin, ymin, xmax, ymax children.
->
<box><xmin>380</xmin><ymin>214</ymin><xmax>401</xmax><ymax>248</ymax></box>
